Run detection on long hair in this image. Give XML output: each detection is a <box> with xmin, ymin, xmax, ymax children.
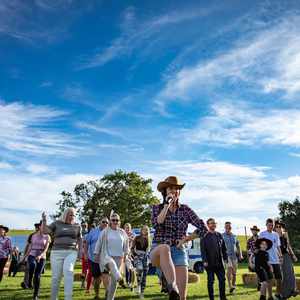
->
<box><xmin>60</xmin><ymin>207</ymin><xmax>76</xmax><ymax>224</ymax></box>
<box><xmin>139</xmin><ymin>225</ymin><xmax>151</xmax><ymax>251</ymax></box>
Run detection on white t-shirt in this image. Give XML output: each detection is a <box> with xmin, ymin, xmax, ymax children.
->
<box><xmin>107</xmin><ymin>228</ymin><xmax>126</xmax><ymax>257</ymax></box>
<box><xmin>259</xmin><ymin>230</ymin><xmax>281</xmax><ymax>264</ymax></box>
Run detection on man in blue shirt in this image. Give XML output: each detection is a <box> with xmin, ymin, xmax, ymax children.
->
<box><xmin>222</xmin><ymin>222</ymin><xmax>243</xmax><ymax>294</ymax></box>
<box><xmin>84</xmin><ymin>217</ymin><xmax>109</xmax><ymax>300</ymax></box>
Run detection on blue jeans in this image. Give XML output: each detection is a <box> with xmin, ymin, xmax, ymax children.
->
<box><xmin>206</xmin><ymin>266</ymin><xmax>226</xmax><ymax>300</ymax></box>
<box><xmin>28</xmin><ymin>255</ymin><xmax>46</xmax><ymax>297</ymax></box>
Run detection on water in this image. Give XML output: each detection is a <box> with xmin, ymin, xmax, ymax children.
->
<box><xmin>10</xmin><ymin>235</ymin><xmax>28</xmax><ymax>253</ymax></box>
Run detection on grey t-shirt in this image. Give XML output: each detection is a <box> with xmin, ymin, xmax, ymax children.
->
<box><xmin>48</xmin><ymin>221</ymin><xmax>81</xmax><ymax>250</ymax></box>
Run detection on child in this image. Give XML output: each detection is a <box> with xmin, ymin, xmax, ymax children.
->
<box><xmin>252</xmin><ymin>238</ymin><xmax>273</xmax><ymax>300</ymax></box>
<box><xmin>8</xmin><ymin>247</ymin><xmax>20</xmax><ymax>277</ymax></box>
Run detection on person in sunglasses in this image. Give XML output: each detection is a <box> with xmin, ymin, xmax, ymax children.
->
<box><xmin>150</xmin><ymin>176</ymin><xmax>207</xmax><ymax>300</ymax></box>
<box><xmin>84</xmin><ymin>217</ymin><xmax>110</xmax><ymax>300</ymax></box>
<box><xmin>94</xmin><ymin>212</ymin><xmax>129</xmax><ymax>300</ymax></box>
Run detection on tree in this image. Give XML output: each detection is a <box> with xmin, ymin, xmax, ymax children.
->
<box><xmin>51</xmin><ymin>191</ymin><xmax>80</xmax><ymax>220</ymax></box>
<box><xmin>278</xmin><ymin>197</ymin><xmax>300</xmax><ymax>250</ymax></box>
<box><xmin>53</xmin><ymin>170</ymin><xmax>160</xmax><ymax>228</ymax></box>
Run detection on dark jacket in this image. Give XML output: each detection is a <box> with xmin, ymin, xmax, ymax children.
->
<box><xmin>200</xmin><ymin>231</ymin><xmax>228</xmax><ymax>269</ymax></box>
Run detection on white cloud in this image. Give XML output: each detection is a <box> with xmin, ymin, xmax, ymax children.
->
<box><xmin>0</xmin><ymin>100</ymin><xmax>84</xmax><ymax>156</ymax></box>
<box><xmin>40</xmin><ymin>81</ymin><xmax>53</xmax><ymax>87</ymax></box>
<box><xmin>155</xmin><ymin>14</ymin><xmax>300</xmax><ymax>111</ymax></box>
<box><xmin>76</xmin><ymin>122</ymin><xmax>122</xmax><ymax>137</ymax></box>
<box><xmin>76</xmin><ymin>6</ymin><xmax>216</xmax><ymax>69</ymax></box>
<box><xmin>181</xmin><ymin>102</ymin><xmax>300</xmax><ymax>148</ymax></box>
<box><xmin>0</xmin><ymin>161</ymin><xmax>13</xmax><ymax>170</ymax></box>
<box><xmin>0</xmin><ymin>172</ymin><xmax>97</xmax><ymax>228</ymax></box>
<box><xmin>143</xmin><ymin>160</ymin><xmax>300</xmax><ymax>233</ymax></box>
<box><xmin>26</xmin><ymin>163</ymin><xmax>52</xmax><ymax>174</ymax></box>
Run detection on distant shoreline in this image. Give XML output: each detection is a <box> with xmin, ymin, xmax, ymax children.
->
<box><xmin>9</xmin><ymin>230</ymin><xmax>33</xmax><ymax>236</ymax></box>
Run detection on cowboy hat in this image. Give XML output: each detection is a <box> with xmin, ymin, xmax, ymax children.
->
<box><xmin>0</xmin><ymin>225</ymin><xmax>9</xmax><ymax>233</ymax></box>
<box><xmin>255</xmin><ymin>238</ymin><xmax>273</xmax><ymax>251</ymax></box>
<box><xmin>34</xmin><ymin>221</ymin><xmax>42</xmax><ymax>228</ymax></box>
<box><xmin>157</xmin><ymin>176</ymin><xmax>185</xmax><ymax>192</ymax></box>
<box><xmin>250</xmin><ymin>225</ymin><xmax>260</xmax><ymax>231</ymax></box>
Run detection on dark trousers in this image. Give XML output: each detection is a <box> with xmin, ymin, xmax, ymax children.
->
<box><xmin>206</xmin><ymin>266</ymin><xmax>226</xmax><ymax>300</ymax></box>
<box><xmin>8</xmin><ymin>260</ymin><xmax>18</xmax><ymax>277</ymax></box>
<box><xmin>27</xmin><ymin>255</ymin><xmax>46</xmax><ymax>297</ymax></box>
<box><xmin>0</xmin><ymin>258</ymin><xmax>8</xmax><ymax>282</ymax></box>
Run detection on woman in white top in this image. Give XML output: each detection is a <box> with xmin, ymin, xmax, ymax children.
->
<box><xmin>94</xmin><ymin>212</ymin><xmax>129</xmax><ymax>300</ymax></box>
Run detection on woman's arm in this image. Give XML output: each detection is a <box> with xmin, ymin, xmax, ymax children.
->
<box><xmin>156</xmin><ymin>204</ymin><xmax>170</xmax><ymax>224</ymax></box>
<box><xmin>187</xmin><ymin>206</ymin><xmax>208</xmax><ymax>238</ymax></box>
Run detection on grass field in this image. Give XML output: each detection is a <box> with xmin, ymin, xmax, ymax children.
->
<box><xmin>1</xmin><ymin>264</ymin><xmax>299</xmax><ymax>300</ymax></box>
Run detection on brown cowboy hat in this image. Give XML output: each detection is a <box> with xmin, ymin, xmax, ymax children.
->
<box><xmin>250</xmin><ymin>225</ymin><xmax>260</xmax><ymax>232</ymax></box>
<box><xmin>255</xmin><ymin>238</ymin><xmax>273</xmax><ymax>251</ymax></box>
<box><xmin>157</xmin><ymin>176</ymin><xmax>185</xmax><ymax>192</ymax></box>
<box><xmin>0</xmin><ymin>225</ymin><xmax>9</xmax><ymax>233</ymax></box>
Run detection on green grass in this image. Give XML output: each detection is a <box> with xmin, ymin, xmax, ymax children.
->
<box><xmin>9</xmin><ymin>230</ymin><xmax>33</xmax><ymax>236</ymax></box>
<box><xmin>1</xmin><ymin>264</ymin><xmax>299</xmax><ymax>300</ymax></box>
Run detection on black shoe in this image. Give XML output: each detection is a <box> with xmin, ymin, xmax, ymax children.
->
<box><xmin>268</xmin><ymin>297</ymin><xmax>274</xmax><ymax>300</ymax></box>
<box><xmin>168</xmin><ymin>289</ymin><xmax>180</xmax><ymax>300</ymax></box>
<box><xmin>260</xmin><ymin>296</ymin><xmax>266</xmax><ymax>300</ymax></box>
<box><xmin>230</xmin><ymin>287</ymin><xmax>236</xmax><ymax>294</ymax></box>
<box><xmin>21</xmin><ymin>282</ymin><xmax>28</xmax><ymax>289</ymax></box>
<box><xmin>275</xmin><ymin>294</ymin><xmax>283</xmax><ymax>300</ymax></box>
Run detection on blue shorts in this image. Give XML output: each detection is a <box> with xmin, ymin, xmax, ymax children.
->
<box><xmin>150</xmin><ymin>244</ymin><xmax>188</xmax><ymax>267</ymax></box>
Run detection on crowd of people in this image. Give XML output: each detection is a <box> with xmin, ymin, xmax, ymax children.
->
<box><xmin>0</xmin><ymin>175</ymin><xmax>299</xmax><ymax>300</ymax></box>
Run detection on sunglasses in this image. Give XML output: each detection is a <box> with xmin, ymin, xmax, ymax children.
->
<box><xmin>111</xmin><ymin>219</ymin><xmax>120</xmax><ymax>223</ymax></box>
<box><xmin>275</xmin><ymin>225</ymin><xmax>281</xmax><ymax>228</ymax></box>
<box><xmin>101</xmin><ymin>221</ymin><xmax>108</xmax><ymax>224</ymax></box>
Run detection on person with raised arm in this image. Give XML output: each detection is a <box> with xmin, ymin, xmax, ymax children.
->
<box><xmin>41</xmin><ymin>208</ymin><xmax>82</xmax><ymax>300</ymax></box>
<box><xmin>150</xmin><ymin>176</ymin><xmax>207</xmax><ymax>300</ymax></box>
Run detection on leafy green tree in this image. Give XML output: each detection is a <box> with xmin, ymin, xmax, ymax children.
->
<box><xmin>53</xmin><ymin>170</ymin><xmax>159</xmax><ymax>228</ymax></box>
<box><xmin>278</xmin><ymin>197</ymin><xmax>300</xmax><ymax>251</ymax></box>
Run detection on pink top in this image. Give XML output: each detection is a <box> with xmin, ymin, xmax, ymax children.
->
<box><xmin>29</xmin><ymin>233</ymin><xmax>49</xmax><ymax>259</ymax></box>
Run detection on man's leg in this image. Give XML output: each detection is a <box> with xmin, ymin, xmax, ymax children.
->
<box><xmin>206</xmin><ymin>269</ymin><xmax>215</xmax><ymax>300</ymax></box>
<box><xmin>267</xmin><ymin>279</ymin><xmax>273</xmax><ymax>298</ymax></box>
<box><xmin>231</xmin><ymin>261</ymin><xmax>237</xmax><ymax>289</ymax></box>
<box><xmin>226</xmin><ymin>266</ymin><xmax>232</xmax><ymax>290</ymax></box>
<box><xmin>216</xmin><ymin>267</ymin><xmax>226</xmax><ymax>300</ymax></box>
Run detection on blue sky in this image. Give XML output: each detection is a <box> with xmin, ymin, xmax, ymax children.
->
<box><xmin>1</xmin><ymin>0</ymin><xmax>300</xmax><ymax>232</ymax></box>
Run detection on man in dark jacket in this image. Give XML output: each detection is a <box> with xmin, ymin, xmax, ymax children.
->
<box><xmin>201</xmin><ymin>218</ymin><xmax>228</xmax><ymax>300</ymax></box>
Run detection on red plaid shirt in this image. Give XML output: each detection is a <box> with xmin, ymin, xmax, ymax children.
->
<box><xmin>151</xmin><ymin>204</ymin><xmax>207</xmax><ymax>245</ymax></box>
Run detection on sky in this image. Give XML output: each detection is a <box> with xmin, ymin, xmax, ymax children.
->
<box><xmin>1</xmin><ymin>0</ymin><xmax>300</xmax><ymax>233</ymax></box>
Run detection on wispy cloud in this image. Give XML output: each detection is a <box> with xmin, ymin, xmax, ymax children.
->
<box><xmin>155</xmin><ymin>13</ymin><xmax>300</xmax><ymax>113</ymax></box>
<box><xmin>181</xmin><ymin>101</ymin><xmax>300</xmax><ymax>148</ymax></box>
<box><xmin>76</xmin><ymin>5</ymin><xmax>217</xmax><ymax>70</ymax></box>
<box><xmin>98</xmin><ymin>143</ymin><xmax>144</xmax><ymax>153</ymax></box>
<box><xmin>76</xmin><ymin>122</ymin><xmax>122</xmax><ymax>138</ymax></box>
<box><xmin>143</xmin><ymin>159</ymin><xmax>299</xmax><ymax>232</ymax></box>
<box><xmin>40</xmin><ymin>81</ymin><xmax>53</xmax><ymax>87</ymax></box>
<box><xmin>0</xmin><ymin>100</ymin><xmax>84</xmax><ymax>156</ymax></box>
<box><xmin>0</xmin><ymin>161</ymin><xmax>13</xmax><ymax>170</ymax></box>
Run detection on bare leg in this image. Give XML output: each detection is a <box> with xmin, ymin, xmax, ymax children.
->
<box><xmin>267</xmin><ymin>280</ymin><xmax>273</xmax><ymax>298</ymax></box>
<box><xmin>175</xmin><ymin>266</ymin><xmax>188</xmax><ymax>300</ymax></box>
<box><xmin>226</xmin><ymin>267</ymin><xmax>233</xmax><ymax>290</ymax></box>
<box><xmin>276</xmin><ymin>279</ymin><xmax>282</xmax><ymax>295</ymax></box>
<box><xmin>232</xmin><ymin>264</ymin><xmax>237</xmax><ymax>288</ymax></box>
<box><xmin>150</xmin><ymin>244</ymin><xmax>176</xmax><ymax>286</ymax></box>
<box><xmin>94</xmin><ymin>276</ymin><xmax>100</xmax><ymax>297</ymax></box>
<box><xmin>260</xmin><ymin>281</ymin><xmax>267</xmax><ymax>297</ymax></box>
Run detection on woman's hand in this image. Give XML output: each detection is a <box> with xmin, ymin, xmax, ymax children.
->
<box><xmin>293</xmin><ymin>254</ymin><xmax>298</xmax><ymax>262</ymax></box>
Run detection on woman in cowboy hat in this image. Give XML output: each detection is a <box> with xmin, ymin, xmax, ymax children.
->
<box><xmin>0</xmin><ymin>225</ymin><xmax>12</xmax><ymax>282</ymax></box>
<box><xmin>150</xmin><ymin>176</ymin><xmax>207</xmax><ymax>300</ymax></box>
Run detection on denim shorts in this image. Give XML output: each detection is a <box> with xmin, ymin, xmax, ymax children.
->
<box><xmin>150</xmin><ymin>244</ymin><xmax>188</xmax><ymax>267</ymax></box>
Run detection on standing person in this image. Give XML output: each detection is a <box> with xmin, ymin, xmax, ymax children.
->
<box><xmin>94</xmin><ymin>212</ymin><xmax>129</xmax><ymax>300</ymax></box>
<box><xmin>0</xmin><ymin>225</ymin><xmax>12</xmax><ymax>282</ymax></box>
<box><xmin>274</xmin><ymin>221</ymin><xmax>298</xmax><ymax>299</ymax></box>
<box><xmin>80</xmin><ymin>222</ymin><xmax>89</xmax><ymax>289</ymax></box>
<box><xmin>132</xmin><ymin>225</ymin><xmax>151</xmax><ymax>299</ymax></box>
<box><xmin>253</xmin><ymin>238</ymin><xmax>274</xmax><ymax>300</ymax></box>
<box><xmin>21</xmin><ymin>222</ymin><xmax>41</xmax><ymax>289</ymax></box>
<box><xmin>8</xmin><ymin>247</ymin><xmax>20</xmax><ymax>277</ymax></box>
<box><xmin>259</xmin><ymin>218</ymin><xmax>283</xmax><ymax>300</ymax></box>
<box><xmin>222</xmin><ymin>222</ymin><xmax>243</xmax><ymax>294</ymax></box>
<box><xmin>150</xmin><ymin>176</ymin><xmax>207</xmax><ymax>300</ymax></box>
<box><xmin>247</xmin><ymin>225</ymin><xmax>261</xmax><ymax>291</ymax></box>
<box><xmin>201</xmin><ymin>218</ymin><xmax>228</xmax><ymax>300</ymax></box>
<box><xmin>84</xmin><ymin>217</ymin><xmax>110</xmax><ymax>300</ymax></box>
<box><xmin>23</xmin><ymin>221</ymin><xmax>51</xmax><ymax>300</ymax></box>
<box><xmin>124</xmin><ymin>223</ymin><xmax>135</xmax><ymax>289</ymax></box>
<box><xmin>41</xmin><ymin>208</ymin><xmax>82</xmax><ymax>300</ymax></box>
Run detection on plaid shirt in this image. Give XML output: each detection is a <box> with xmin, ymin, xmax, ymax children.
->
<box><xmin>151</xmin><ymin>204</ymin><xmax>207</xmax><ymax>245</ymax></box>
<box><xmin>0</xmin><ymin>236</ymin><xmax>12</xmax><ymax>259</ymax></box>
